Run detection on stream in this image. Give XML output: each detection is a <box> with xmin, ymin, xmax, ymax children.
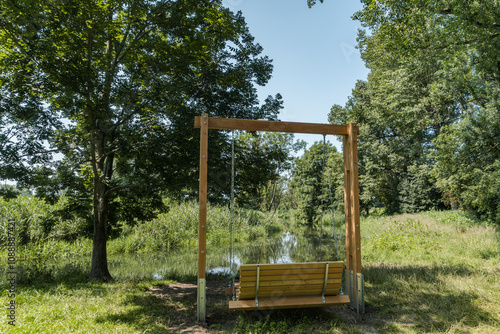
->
<box><xmin>6</xmin><ymin>230</ymin><xmax>345</xmax><ymax>284</ymax></box>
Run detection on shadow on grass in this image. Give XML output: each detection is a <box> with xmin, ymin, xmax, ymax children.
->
<box><xmin>94</xmin><ymin>292</ymin><xmax>183</xmax><ymax>334</ymax></box>
<box><xmin>364</xmin><ymin>263</ymin><xmax>496</xmax><ymax>332</ymax></box>
<box><xmin>95</xmin><ymin>281</ymin><xmax>207</xmax><ymax>333</ymax></box>
<box><xmin>93</xmin><ymin>280</ymin><xmax>364</xmax><ymax>334</ymax></box>
<box><xmin>5</xmin><ymin>258</ymin><xmax>495</xmax><ymax>333</ymax></box>
<box><xmin>0</xmin><ymin>257</ymin><xmax>90</xmax><ymax>289</ymax></box>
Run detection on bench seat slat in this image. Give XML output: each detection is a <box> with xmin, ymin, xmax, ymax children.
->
<box><xmin>240</xmin><ymin>261</ymin><xmax>343</xmax><ymax>271</ymax></box>
<box><xmin>229</xmin><ymin>295</ymin><xmax>350</xmax><ymax>311</ymax></box>
<box><xmin>240</xmin><ymin>283</ymin><xmax>340</xmax><ymax>293</ymax></box>
<box><xmin>240</xmin><ymin>278</ymin><xmax>341</xmax><ymax>288</ymax></box>
<box><xmin>240</xmin><ymin>270</ymin><xmax>342</xmax><ymax>282</ymax></box>
<box><xmin>239</xmin><ymin>287</ymin><xmax>340</xmax><ymax>299</ymax></box>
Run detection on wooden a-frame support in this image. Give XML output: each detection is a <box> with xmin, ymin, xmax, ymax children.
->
<box><xmin>194</xmin><ymin>114</ymin><xmax>363</xmax><ymax>322</ymax></box>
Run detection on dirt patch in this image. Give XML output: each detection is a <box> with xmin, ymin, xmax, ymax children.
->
<box><xmin>149</xmin><ymin>280</ymin><xmax>237</xmax><ymax>333</ymax></box>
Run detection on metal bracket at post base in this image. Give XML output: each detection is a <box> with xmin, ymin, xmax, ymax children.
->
<box><xmin>197</xmin><ymin>278</ymin><xmax>206</xmax><ymax>322</ymax></box>
<box><xmin>348</xmin><ymin>271</ymin><xmax>365</xmax><ymax>314</ymax></box>
<box><xmin>356</xmin><ymin>273</ymin><xmax>365</xmax><ymax>314</ymax></box>
<box><xmin>349</xmin><ymin>270</ymin><xmax>355</xmax><ymax>309</ymax></box>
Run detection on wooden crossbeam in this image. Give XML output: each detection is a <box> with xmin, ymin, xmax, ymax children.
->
<box><xmin>194</xmin><ymin>116</ymin><xmax>348</xmax><ymax>135</ymax></box>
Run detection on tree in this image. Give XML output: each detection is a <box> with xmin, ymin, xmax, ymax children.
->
<box><xmin>233</xmin><ymin>132</ymin><xmax>305</xmax><ymax>210</ymax></box>
<box><xmin>433</xmin><ymin>107</ymin><xmax>500</xmax><ymax>223</ymax></box>
<box><xmin>290</xmin><ymin>141</ymin><xmax>343</xmax><ymax>224</ymax></box>
<box><xmin>329</xmin><ymin>56</ymin><xmax>452</xmax><ymax>214</ymax></box>
<box><xmin>326</xmin><ymin>0</ymin><xmax>500</xmax><ymax>215</ymax></box>
<box><xmin>0</xmin><ymin>0</ymin><xmax>281</xmax><ymax>281</ymax></box>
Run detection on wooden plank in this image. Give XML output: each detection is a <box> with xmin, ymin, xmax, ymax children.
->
<box><xmin>240</xmin><ymin>265</ymin><xmax>344</xmax><ymax>273</ymax></box>
<box><xmin>239</xmin><ymin>287</ymin><xmax>340</xmax><ymax>299</ymax></box>
<box><xmin>194</xmin><ymin>116</ymin><xmax>349</xmax><ymax>135</ymax></box>
<box><xmin>240</xmin><ymin>267</ymin><xmax>343</xmax><ymax>277</ymax></box>
<box><xmin>240</xmin><ymin>278</ymin><xmax>341</xmax><ymax>288</ymax></box>
<box><xmin>240</xmin><ymin>271</ymin><xmax>342</xmax><ymax>282</ymax></box>
<box><xmin>241</xmin><ymin>283</ymin><xmax>340</xmax><ymax>292</ymax></box>
<box><xmin>229</xmin><ymin>295</ymin><xmax>351</xmax><ymax>311</ymax></box>
<box><xmin>240</xmin><ymin>261</ymin><xmax>343</xmax><ymax>271</ymax></box>
<box><xmin>239</xmin><ymin>285</ymin><xmax>340</xmax><ymax>296</ymax></box>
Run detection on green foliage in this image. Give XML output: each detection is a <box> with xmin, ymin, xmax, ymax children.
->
<box><xmin>433</xmin><ymin>107</ymin><xmax>500</xmax><ymax>224</ymax></box>
<box><xmin>290</xmin><ymin>141</ymin><xmax>343</xmax><ymax>224</ymax></box>
<box><xmin>0</xmin><ymin>196</ymin><xmax>286</xmax><ymax>260</ymax></box>
<box><xmin>107</xmin><ymin>201</ymin><xmax>286</xmax><ymax>253</ymax></box>
<box><xmin>234</xmin><ymin>315</ymin><xmax>292</xmax><ymax>334</ymax></box>
<box><xmin>1</xmin><ymin>0</ymin><xmax>284</xmax><ymax>279</ymax></box>
<box><xmin>0</xmin><ymin>184</ymin><xmax>20</xmax><ymax>199</ymax></box>
<box><xmin>330</xmin><ymin>0</ymin><xmax>500</xmax><ymax>219</ymax></box>
<box><xmin>307</xmin><ymin>0</ymin><xmax>324</xmax><ymax>9</ymax></box>
<box><xmin>0</xmin><ymin>103</ymin><xmax>56</xmax><ymax>183</ymax></box>
<box><xmin>424</xmin><ymin>210</ymin><xmax>482</xmax><ymax>228</ymax></box>
<box><xmin>0</xmin><ymin>195</ymin><xmax>87</xmax><ymax>245</ymax></box>
<box><xmin>233</xmin><ymin>132</ymin><xmax>305</xmax><ymax>209</ymax></box>
<box><xmin>397</xmin><ymin>164</ymin><xmax>443</xmax><ymax>213</ymax></box>
<box><xmin>368</xmin><ymin>218</ymin><xmax>439</xmax><ymax>252</ymax></box>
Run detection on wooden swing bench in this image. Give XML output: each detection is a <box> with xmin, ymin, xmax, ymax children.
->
<box><xmin>228</xmin><ymin>261</ymin><xmax>350</xmax><ymax>311</ymax></box>
<box><xmin>195</xmin><ymin>115</ymin><xmax>364</xmax><ymax>321</ymax></box>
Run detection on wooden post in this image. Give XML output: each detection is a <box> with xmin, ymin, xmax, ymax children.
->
<box><xmin>343</xmin><ymin>133</ymin><xmax>353</xmax><ymax>306</ymax></box>
<box><xmin>349</xmin><ymin>123</ymin><xmax>361</xmax><ymax>277</ymax></box>
<box><xmin>197</xmin><ymin>113</ymin><xmax>208</xmax><ymax>322</ymax></box>
<box><xmin>345</xmin><ymin>123</ymin><xmax>361</xmax><ymax>308</ymax></box>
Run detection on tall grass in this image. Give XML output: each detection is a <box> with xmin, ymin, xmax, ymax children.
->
<box><xmin>361</xmin><ymin>210</ymin><xmax>500</xmax><ymax>333</ymax></box>
<box><xmin>0</xmin><ymin>196</ymin><xmax>286</xmax><ymax>259</ymax></box>
<box><xmin>0</xmin><ymin>196</ymin><xmax>91</xmax><ymax>260</ymax></box>
<box><xmin>109</xmin><ymin>202</ymin><xmax>286</xmax><ymax>253</ymax></box>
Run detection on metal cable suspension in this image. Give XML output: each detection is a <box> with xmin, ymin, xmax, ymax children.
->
<box><xmin>230</xmin><ymin>129</ymin><xmax>236</xmax><ymax>301</ymax></box>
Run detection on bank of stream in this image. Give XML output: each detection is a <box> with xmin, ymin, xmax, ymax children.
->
<box><xmin>8</xmin><ymin>229</ymin><xmax>345</xmax><ymax>285</ymax></box>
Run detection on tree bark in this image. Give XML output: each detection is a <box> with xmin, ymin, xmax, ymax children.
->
<box><xmin>267</xmin><ymin>181</ymin><xmax>277</xmax><ymax>212</ymax></box>
<box><xmin>88</xmin><ymin>129</ymin><xmax>114</xmax><ymax>282</ymax></box>
<box><xmin>88</xmin><ymin>176</ymin><xmax>113</xmax><ymax>282</ymax></box>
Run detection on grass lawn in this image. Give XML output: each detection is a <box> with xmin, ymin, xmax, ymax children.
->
<box><xmin>1</xmin><ymin>211</ymin><xmax>498</xmax><ymax>333</ymax></box>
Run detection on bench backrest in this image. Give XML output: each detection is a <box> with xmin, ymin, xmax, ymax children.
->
<box><xmin>238</xmin><ymin>261</ymin><xmax>343</xmax><ymax>300</ymax></box>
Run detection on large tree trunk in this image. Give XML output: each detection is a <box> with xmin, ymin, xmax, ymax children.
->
<box><xmin>88</xmin><ymin>168</ymin><xmax>114</xmax><ymax>282</ymax></box>
<box><xmin>88</xmin><ymin>127</ymin><xmax>114</xmax><ymax>282</ymax></box>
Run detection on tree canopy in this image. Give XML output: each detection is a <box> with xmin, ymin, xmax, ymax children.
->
<box><xmin>327</xmin><ymin>0</ymin><xmax>500</xmax><ymax>222</ymax></box>
<box><xmin>0</xmin><ymin>0</ymin><xmax>283</xmax><ymax>280</ymax></box>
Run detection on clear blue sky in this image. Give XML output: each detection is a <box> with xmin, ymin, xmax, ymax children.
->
<box><xmin>223</xmin><ymin>0</ymin><xmax>369</xmax><ymax>151</ymax></box>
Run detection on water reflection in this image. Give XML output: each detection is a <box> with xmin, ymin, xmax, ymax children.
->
<box><xmin>106</xmin><ymin>230</ymin><xmax>344</xmax><ymax>281</ymax></box>
<box><xmin>4</xmin><ymin>230</ymin><xmax>345</xmax><ymax>284</ymax></box>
